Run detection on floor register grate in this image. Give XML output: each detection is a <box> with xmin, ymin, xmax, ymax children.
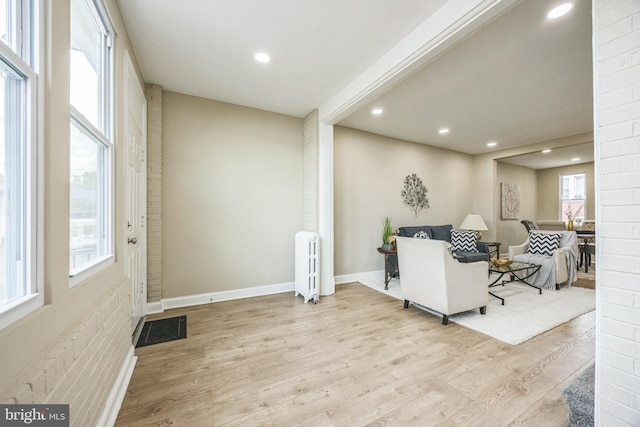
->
<box><xmin>135</xmin><ymin>315</ymin><xmax>187</xmax><ymax>348</ymax></box>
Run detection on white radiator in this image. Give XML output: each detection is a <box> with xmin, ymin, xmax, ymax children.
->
<box><xmin>295</xmin><ymin>231</ymin><xmax>319</xmax><ymax>303</ymax></box>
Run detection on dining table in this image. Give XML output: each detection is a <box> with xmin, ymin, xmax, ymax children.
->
<box><xmin>576</xmin><ymin>230</ymin><xmax>595</xmax><ymax>272</ymax></box>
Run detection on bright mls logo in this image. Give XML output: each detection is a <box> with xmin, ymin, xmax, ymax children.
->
<box><xmin>0</xmin><ymin>405</ymin><xmax>69</xmax><ymax>426</ymax></box>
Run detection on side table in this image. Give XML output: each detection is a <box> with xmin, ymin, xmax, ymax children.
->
<box><xmin>377</xmin><ymin>247</ymin><xmax>398</xmax><ymax>290</ymax></box>
<box><xmin>479</xmin><ymin>241</ymin><xmax>501</xmax><ymax>259</ymax></box>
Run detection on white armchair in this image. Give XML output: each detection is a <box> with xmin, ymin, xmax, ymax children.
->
<box><xmin>508</xmin><ymin>230</ymin><xmax>578</xmax><ymax>289</ymax></box>
<box><xmin>396</xmin><ymin>236</ymin><xmax>488</xmax><ymax>325</ymax></box>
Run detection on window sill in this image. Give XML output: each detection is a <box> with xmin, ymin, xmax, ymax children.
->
<box><xmin>0</xmin><ymin>292</ymin><xmax>44</xmax><ymax>330</ymax></box>
<box><xmin>69</xmin><ymin>255</ymin><xmax>115</xmax><ymax>288</ymax></box>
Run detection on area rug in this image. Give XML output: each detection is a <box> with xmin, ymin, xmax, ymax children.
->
<box><xmin>136</xmin><ymin>315</ymin><xmax>187</xmax><ymax>348</ymax></box>
<box><xmin>358</xmin><ymin>272</ymin><xmax>595</xmax><ymax>345</ymax></box>
<box><xmin>574</xmin><ymin>269</ymin><xmax>596</xmax><ymax>290</ymax></box>
<box><xmin>574</xmin><ymin>277</ymin><xmax>596</xmax><ymax>290</ymax></box>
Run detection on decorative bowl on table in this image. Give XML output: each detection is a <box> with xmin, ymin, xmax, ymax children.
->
<box><xmin>490</xmin><ymin>258</ymin><xmax>513</xmax><ymax>268</ymax></box>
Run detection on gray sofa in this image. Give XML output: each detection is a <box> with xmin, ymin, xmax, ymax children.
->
<box><xmin>397</xmin><ymin>224</ymin><xmax>490</xmax><ymax>263</ymax></box>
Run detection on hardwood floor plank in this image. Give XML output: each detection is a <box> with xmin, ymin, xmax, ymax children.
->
<box><xmin>116</xmin><ymin>282</ymin><xmax>595</xmax><ymax>426</ymax></box>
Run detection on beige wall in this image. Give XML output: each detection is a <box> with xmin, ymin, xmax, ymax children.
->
<box><xmin>161</xmin><ymin>92</ymin><xmax>304</xmax><ymax>298</ymax></box>
<box><xmin>0</xmin><ymin>1</ymin><xmax>144</xmax><ymax>424</ymax></box>
<box><xmin>536</xmin><ymin>162</ymin><xmax>595</xmax><ymax>221</ymax></box>
<box><xmin>496</xmin><ymin>162</ymin><xmax>537</xmax><ymax>250</ymax></box>
<box><xmin>334</xmin><ymin>126</ymin><xmax>475</xmax><ymax>276</ymax></box>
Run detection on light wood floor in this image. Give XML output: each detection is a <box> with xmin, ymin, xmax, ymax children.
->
<box><xmin>116</xmin><ymin>282</ymin><xmax>595</xmax><ymax>426</ymax></box>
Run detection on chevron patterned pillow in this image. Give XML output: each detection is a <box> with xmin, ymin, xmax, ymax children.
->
<box><xmin>450</xmin><ymin>229</ymin><xmax>478</xmax><ymax>252</ymax></box>
<box><xmin>527</xmin><ymin>232</ymin><xmax>562</xmax><ymax>256</ymax></box>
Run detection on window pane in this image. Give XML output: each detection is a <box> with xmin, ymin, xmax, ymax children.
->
<box><xmin>70</xmin><ymin>0</ymin><xmax>103</xmax><ymax>130</ymax></box>
<box><xmin>0</xmin><ymin>0</ymin><xmax>8</xmax><ymax>47</ymax></box>
<box><xmin>0</xmin><ymin>60</ymin><xmax>27</xmax><ymax>306</ymax></box>
<box><xmin>70</xmin><ymin>120</ymin><xmax>107</xmax><ymax>273</ymax></box>
<box><xmin>0</xmin><ymin>0</ymin><xmax>17</xmax><ymax>54</ymax></box>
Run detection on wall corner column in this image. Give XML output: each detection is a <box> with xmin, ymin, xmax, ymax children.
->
<box><xmin>318</xmin><ymin>122</ymin><xmax>335</xmax><ymax>296</ymax></box>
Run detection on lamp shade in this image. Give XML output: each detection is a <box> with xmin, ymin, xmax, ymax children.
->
<box><xmin>460</xmin><ymin>214</ymin><xmax>488</xmax><ymax>231</ymax></box>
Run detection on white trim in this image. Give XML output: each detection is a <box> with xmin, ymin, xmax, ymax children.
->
<box><xmin>96</xmin><ymin>346</ymin><xmax>137</xmax><ymax>427</ymax></box>
<box><xmin>335</xmin><ymin>270</ymin><xmax>384</xmax><ymax>285</ymax></box>
<box><xmin>160</xmin><ymin>282</ymin><xmax>295</xmax><ymax>311</ymax></box>
<box><xmin>0</xmin><ymin>0</ymin><xmax>44</xmax><ymax>330</ymax></box>
<box><xmin>69</xmin><ymin>254</ymin><xmax>115</xmax><ymax>287</ymax></box>
<box><xmin>0</xmin><ymin>292</ymin><xmax>44</xmax><ymax>330</ymax></box>
<box><xmin>146</xmin><ymin>301</ymin><xmax>163</xmax><ymax>315</ymax></box>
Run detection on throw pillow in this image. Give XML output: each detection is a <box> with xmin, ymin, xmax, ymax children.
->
<box><xmin>450</xmin><ymin>229</ymin><xmax>478</xmax><ymax>252</ymax></box>
<box><xmin>430</xmin><ymin>224</ymin><xmax>453</xmax><ymax>242</ymax></box>
<box><xmin>413</xmin><ymin>231</ymin><xmax>430</xmax><ymax>239</ymax></box>
<box><xmin>527</xmin><ymin>232</ymin><xmax>562</xmax><ymax>256</ymax></box>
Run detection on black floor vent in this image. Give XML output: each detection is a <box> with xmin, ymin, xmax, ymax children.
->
<box><xmin>135</xmin><ymin>315</ymin><xmax>187</xmax><ymax>348</ymax></box>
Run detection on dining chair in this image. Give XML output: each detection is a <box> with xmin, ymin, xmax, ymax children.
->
<box><xmin>520</xmin><ymin>220</ymin><xmax>538</xmax><ymax>233</ymax></box>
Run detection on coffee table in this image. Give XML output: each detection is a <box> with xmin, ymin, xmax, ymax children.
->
<box><xmin>488</xmin><ymin>261</ymin><xmax>542</xmax><ymax>305</ymax></box>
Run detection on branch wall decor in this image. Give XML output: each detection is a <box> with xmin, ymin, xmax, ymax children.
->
<box><xmin>401</xmin><ymin>173</ymin><xmax>429</xmax><ymax>218</ymax></box>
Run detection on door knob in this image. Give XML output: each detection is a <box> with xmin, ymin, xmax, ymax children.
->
<box><xmin>128</xmin><ymin>237</ymin><xmax>138</xmax><ymax>245</ymax></box>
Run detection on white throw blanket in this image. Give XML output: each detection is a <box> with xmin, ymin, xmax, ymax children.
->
<box><xmin>513</xmin><ymin>232</ymin><xmax>578</xmax><ymax>289</ymax></box>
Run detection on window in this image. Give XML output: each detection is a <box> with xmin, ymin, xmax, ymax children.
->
<box><xmin>0</xmin><ymin>0</ymin><xmax>41</xmax><ymax>329</ymax></box>
<box><xmin>69</xmin><ymin>0</ymin><xmax>113</xmax><ymax>279</ymax></box>
<box><xmin>560</xmin><ymin>173</ymin><xmax>586</xmax><ymax>224</ymax></box>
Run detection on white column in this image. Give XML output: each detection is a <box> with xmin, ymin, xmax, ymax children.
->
<box><xmin>318</xmin><ymin>122</ymin><xmax>335</xmax><ymax>296</ymax></box>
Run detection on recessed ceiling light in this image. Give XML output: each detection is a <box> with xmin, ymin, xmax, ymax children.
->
<box><xmin>487</xmin><ymin>141</ymin><xmax>497</xmax><ymax>147</ymax></box>
<box><xmin>439</xmin><ymin>128</ymin><xmax>449</xmax><ymax>134</ymax></box>
<box><xmin>255</xmin><ymin>52</ymin><xmax>271</xmax><ymax>63</ymax></box>
<box><xmin>572</xmin><ymin>157</ymin><xmax>581</xmax><ymax>162</ymax></box>
<box><xmin>547</xmin><ymin>2</ymin><xmax>574</xmax><ymax>19</ymax></box>
<box><xmin>372</xmin><ymin>108</ymin><xmax>383</xmax><ymax>115</ymax></box>
<box><xmin>542</xmin><ymin>149</ymin><xmax>552</xmax><ymax>153</ymax></box>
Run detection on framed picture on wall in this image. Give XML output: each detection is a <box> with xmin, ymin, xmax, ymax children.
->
<box><xmin>501</xmin><ymin>183</ymin><xmax>520</xmax><ymax>220</ymax></box>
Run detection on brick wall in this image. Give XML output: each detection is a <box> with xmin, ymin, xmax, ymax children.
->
<box><xmin>303</xmin><ymin>110</ymin><xmax>319</xmax><ymax>232</ymax></box>
<box><xmin>594</xmin><ymin>0</ymin><xmax>640</xmax><ymax>425</ymax></box>
<box><xmin>2</xmin><ymin>280</ymin><xmax>131</xmax><ymax>426</ymax></box>
<box><xmin>146</xmin><ymin>84</ymin><xmax>163</xmax><ymax>302</ymax></box>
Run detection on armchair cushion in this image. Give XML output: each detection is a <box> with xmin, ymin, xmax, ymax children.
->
<box><xmin>527</xmin><ymin>232</ymin><xmax>562</xmax><ymax>256</ymax></box>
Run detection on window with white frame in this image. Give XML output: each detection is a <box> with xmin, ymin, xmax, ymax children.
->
<box><xmin>560</xmin><ymin>173</ymin><xmax>586</xmax><ymax>224</ymax></box>
<box><xmin>69</xmin><ymin>0</ymin><xmax>113</xmax><ymax>278</ymax></box>
<box><xmin>0</xmin><ymin>0</ymin><xmax>42</xmax><ymax>329</ymax></box>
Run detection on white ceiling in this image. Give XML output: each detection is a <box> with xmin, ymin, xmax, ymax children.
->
<box><xmin>117</xmin><ymin>0</ymin><xmax>447</xmax><ymax>117</ymax></box>
<box><xmin>499</xmin><ymin>142</ymin><xmax>594</xmax><ymax>170</ymax></box>
<box><xmin>118</xmin><ymin>0</ymin><xmax>594</xmax><ymax>168</ymax></box>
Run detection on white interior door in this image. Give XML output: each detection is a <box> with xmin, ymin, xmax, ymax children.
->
<box><xmin>125</xmin><ymin>51</ymin><xmax>147</xmax><ymax>335</ymax></box>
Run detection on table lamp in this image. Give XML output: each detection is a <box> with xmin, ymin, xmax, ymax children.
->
<box><xmin>460</xmin><ymin>214</ymin><xmax>488</xmax><ymax>240</ymax></box>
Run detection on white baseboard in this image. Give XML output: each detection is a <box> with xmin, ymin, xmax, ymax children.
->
<box><xmin>146</xmin><ymin>301</ymin><xmax>163</xmax><ymax>314</ymax></box>
<box><xmin>97</xmin><ymin>346</ymin><xmax>137</xmax><ymax>427</ymax></box>
<box><xmin>335</xmin><ymin>270</ymin><xmax>383</xmax><ymax>285</ymax></box>
<box><xmin>146</xmin><ymin>274</ymin><xmax>381</xmax><ymax>313</ymax></box>
<box><xmin>157</xmin><ymin>281</ymin><xmax>295</xmax><ymax>311</ymax></box>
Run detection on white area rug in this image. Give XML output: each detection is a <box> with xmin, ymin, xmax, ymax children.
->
<box><xmin>358</xmin><ymin>272</ymin><xmax>595</xmax><ymax>345</ymax></box>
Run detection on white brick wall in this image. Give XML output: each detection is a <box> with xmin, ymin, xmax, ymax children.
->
<box><xmin>146</xmin><ymin>84</ymin><xmax>163</xmax><ymax>302</ymax></box>
<box><xmin>303</xmin><ymin>110</ymin><xmax>319</xmax><ymax>232</ymax></box>
<box><xmin>2</xmin><ymin>279</ymin><xmax>131</xmax><ymax>427</ymax></box>
<box><xmin>595</xmin><ymin>0</ymin><xmax>640</xmax><ymax>425</ymax></box>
